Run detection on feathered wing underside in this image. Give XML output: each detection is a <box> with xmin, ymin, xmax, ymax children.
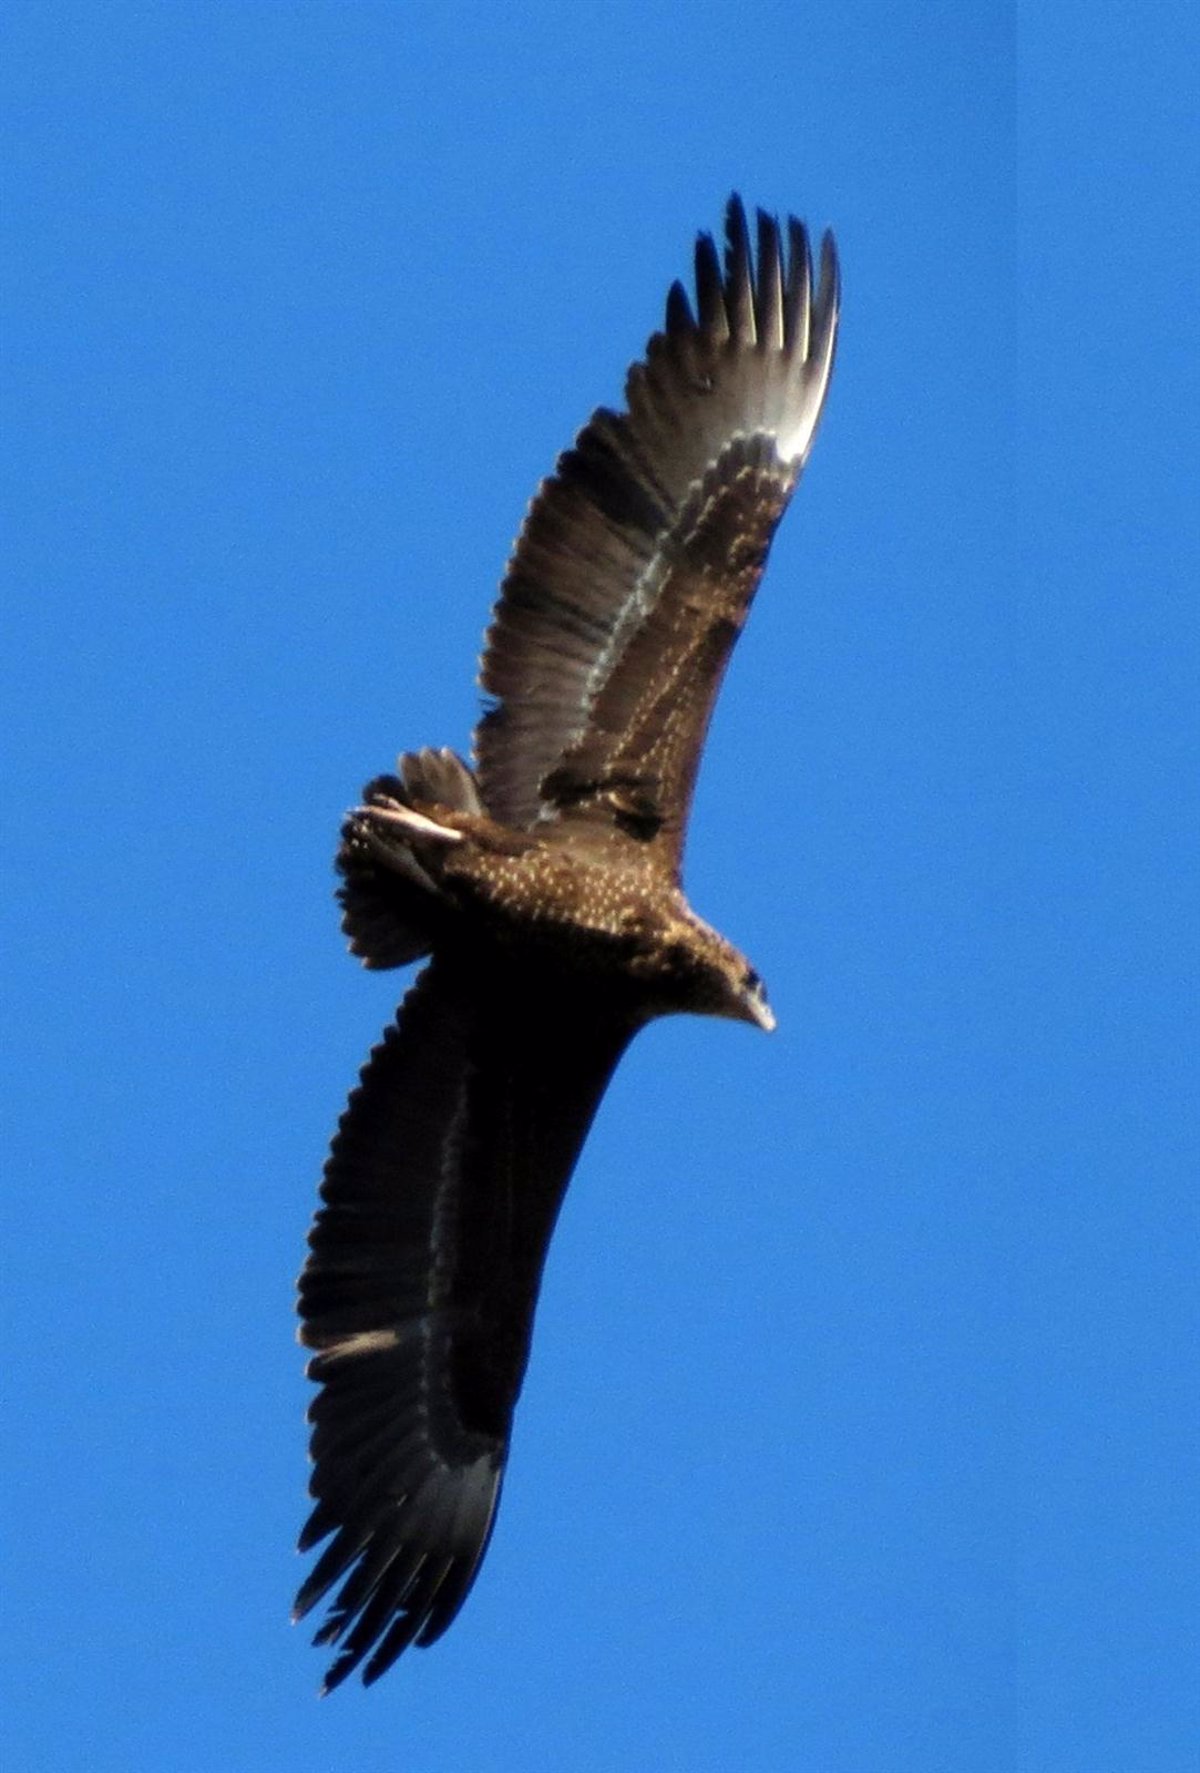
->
<box><xmin>475</xmin><ymin>195</ymin><xmax>839</xmax><ymax>868</ymax></box>
<box><xmin>296</xmin><ymin>958</ymin><xmax>632</xmax><ymax>1689</ymax></box>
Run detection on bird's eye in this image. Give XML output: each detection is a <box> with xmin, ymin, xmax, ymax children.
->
<box><xmin>744</xmin><ymin>967</ymin><xmax>762</xmax><ymax>992</ymax></box>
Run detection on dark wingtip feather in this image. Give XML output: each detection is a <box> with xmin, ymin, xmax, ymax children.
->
<box><xmin>693</xmin><ymin>226</ymin><xmax>726</xmax><ymax>337</ymax></box>
<box><xmin>665</xmin><ymin>277</ymin><xmax>695</xmax><ymax>335</ymax></box>
<box><xmin>293</xmin><ymin>1514</ymin><xmax>371</xmax><ymax>1622</ymax></box>
<box><xmin>723</xmin><ymin>195</ymin><xmax>755</xmax><ymax>343</ymax></box>
<box><xmin>319</xmin><ymin>1653</ymin><xmax>357</xmax><ymax>1697</ymax></box>
<box><xmin>296</xmin><ymin>1498</ymin><xmax>339</xmax><ymax>1558</ymax></box>
<box><xmin>818</xmin><ymin>227</ymin><xmax>841</xmax><ymax>320</ymax></box>
<box><xmin>754</xmin><ymin>206</ymin><xmax>785</xmax><ymax>349</ymax></box>
<box><xmin>783</xmin><ymin>215</ymin><xmax>815</xmax><ymax>356</ymax></box>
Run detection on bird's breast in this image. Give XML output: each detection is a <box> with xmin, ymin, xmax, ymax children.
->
<box><xmin>442</xmin><ymin>841</ymin><xmax>685</xmax><ymax>979</ymax></box>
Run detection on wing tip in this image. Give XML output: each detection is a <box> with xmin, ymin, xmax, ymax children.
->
<box><xmin>670</xmin><ymin>196</ymin><xmax>840</xmax><ymax>395</ymax></box>
<box><xmin>817</xmin><ymin>226</ymin><xmax>841</xmax><ymax>332</ymax></box>
<box><xmin>295</xmin><ymin>1414</ymin><xmax>505</xmax><ymax>1688</ymax></box>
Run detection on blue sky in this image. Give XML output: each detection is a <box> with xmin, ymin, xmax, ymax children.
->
<box><xmin>3</xmin><ymin>5</ymin><xmax>1195</xmax><ymax>1769</ymax></box>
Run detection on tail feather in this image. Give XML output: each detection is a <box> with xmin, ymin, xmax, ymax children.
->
<box><xmin>336</xmin><ymin>751</ymin><xmax>483</xmax><ymax>970</ymax></box>
<box><xmin>400</xmin><ymin>747</ymin><xmax>484</xmax><ymax>816</ymax></box>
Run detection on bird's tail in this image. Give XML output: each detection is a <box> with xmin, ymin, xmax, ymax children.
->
<box><xmin>336</xmin><ymin>749</ymin><xmax>483</xmax><ymax>969</ymax></box>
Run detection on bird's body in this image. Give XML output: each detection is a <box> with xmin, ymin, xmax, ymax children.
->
<box><xmin>296</xmin><ymin>197</ymin><xmax>839</xmax><ymax>1689</ymax></box>
<box><xmin>343</xmin><ymin>755</ymin><xmax>771</xmax><ymax>1023</ymax></box>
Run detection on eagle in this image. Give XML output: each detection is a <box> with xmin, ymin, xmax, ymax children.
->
<box><xmin>295</xmin><ymin>195</ymin><xmax>840</xmax><ymax>1690</ymax></box>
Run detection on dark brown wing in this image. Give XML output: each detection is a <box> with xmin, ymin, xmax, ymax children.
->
<box><xmin>474</xmin><ymin>196</ymin><xmax>839</xmax><ymax>871</ymax></box>
<box><xmin>295</xmin><ymin>955</ymin><xmax>633</xmax><ymax>1689</ymax></box>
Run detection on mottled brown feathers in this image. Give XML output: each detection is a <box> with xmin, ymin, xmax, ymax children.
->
<box><xmin>297</xmin><ymin>196</ymin><xmax>839</xmax><ymax>1689</ymax></box>
<box><xmin>475</xmin><ymin>196</ymin><xmax>838</xmax><ymax>851</ymax></box>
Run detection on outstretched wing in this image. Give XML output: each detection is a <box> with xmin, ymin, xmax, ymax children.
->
<box><xmin>474</xmin><ymin>195</ymin><xmax>839</xmax><ymax>871</ymax></box>
<box><xmin>296</xmin><ymin>956</ymin><xmax>632</xmax><ymax>1689</ymax></box>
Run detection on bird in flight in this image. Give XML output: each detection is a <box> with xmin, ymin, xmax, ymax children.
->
<box><xmin>295</xmin><ymin>195</ymin><xmax>839</xmax><ymax>1690</ymax></box>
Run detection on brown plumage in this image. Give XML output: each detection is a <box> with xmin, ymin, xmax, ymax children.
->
<box><xmin>296</xmin><ymin>196</ymin><xmax>839</xmax><ymax>1690</ymax></box>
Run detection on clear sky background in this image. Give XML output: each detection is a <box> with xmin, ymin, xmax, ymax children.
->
<box><xmin>3</xmin><ymin>5</ymin><xmax>1196</xmax><ymax>1770</ymax></box>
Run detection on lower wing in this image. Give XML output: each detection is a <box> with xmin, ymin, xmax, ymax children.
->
<box><xmin>296</xmin><ymin>953</ymin><xmax>633</xmax><ymax>1688</ymax></box>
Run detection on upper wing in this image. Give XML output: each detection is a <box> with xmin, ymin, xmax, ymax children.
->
<box><xmin>295</xmin><ymin>955</ymin><xmax>633</xmax><ymax>1689</ymax></box>
<box><xmin>474</xmin><ymin>195</ymin><xmax>839</xmax><ymax>871</ymax></box>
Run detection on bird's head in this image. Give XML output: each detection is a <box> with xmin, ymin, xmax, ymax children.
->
<box><xmin>678</xmin><ymin>920</ymin><xmax>776</xmax><ymax>1032</ymax></box>
<box><xmin>731</xmin><ymin>962</ymin><xmax>776</xmax><ymax>1033</ymax></box>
